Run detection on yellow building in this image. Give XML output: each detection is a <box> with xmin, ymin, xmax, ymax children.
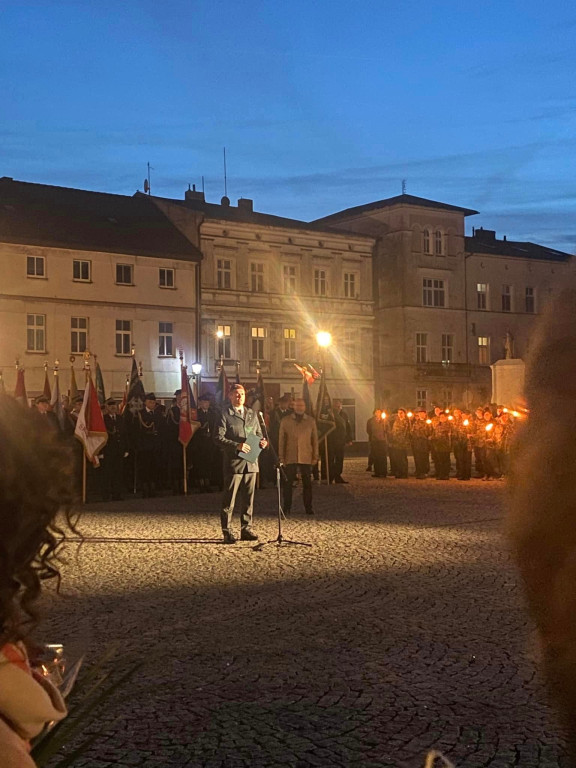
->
<box><xmin>0</xmin><ymin>178</ymin><xmax>202</xmax><ymax>399</ymax></box>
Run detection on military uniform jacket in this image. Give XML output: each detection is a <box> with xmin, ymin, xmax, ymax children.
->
<box><xmin>135</xmin><ymin>408</ymin><xmax>163</xmax><ymax>452</ymax></box>
<box><xmin>410</xmin><ymin>419</ymin><xmax>432</xmax><ymax>449</ymax></box>
<box><xmin>103</xmin><ymin>413</ymin><xmax>126</xmax><ymax>454</ymax></box>
<box><xmin>214</xmin><ymin>406</ymin><xmax>263</xmax><ymax>475</ymax></box>
<box><xmin>431</xmin><ymin>421</ymin><xmax>453</xmax><ymax>451</ymax></box>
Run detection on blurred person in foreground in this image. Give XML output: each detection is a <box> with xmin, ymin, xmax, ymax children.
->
<box><xmin>0</xmin><ymin>395</ymin><xmax>77</xmax><ymax>767</ymax></box>
<box><xmin>508</xmin><ymin>287</ymin><xmax>576</xmax><ymax>765</ymax></box>
<box><xmin>278</xmin><ymin>398</ymin><xmax>319</xmax><ymax>515</ymax></box>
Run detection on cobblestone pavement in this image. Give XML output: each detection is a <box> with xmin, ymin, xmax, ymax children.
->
<box><xmin>43</xmin><ymin>459</ymin><xmax>567</xmax><ymax>768</ymax></box>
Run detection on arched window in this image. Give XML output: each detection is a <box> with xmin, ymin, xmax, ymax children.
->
<box><xmin>423</xmin><ymin>229</ymin><xmax>431</xmax><ymax>254</ymax></box>
<box><xmin>434</xmin><ymin>230</ymin><xmax>444</xmax><ymax>255</ymax></box>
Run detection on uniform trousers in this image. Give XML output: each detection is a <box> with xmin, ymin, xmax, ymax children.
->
<box><xmin>282</xmin><ymin>464</ymin><xmax>313</xmax><ymax>513</ymax></box>
<box><xmin>371</xmin><ymin>441</ymin><xmax>388</xmax><ymax>477</ymax></box>
<box><xmin>434</xmin><ymin>450</ymin><xmax>451</xmax><ymax>479</ymax></box>
<box><xmin>390</xmin><ymin>448</ymin><xmax>408</xmax><ymax>478</ymax></box>
<box><xmin>454</xmin><ymin>443</ymin><xmax>472</xmax><ymax>480</ymax></box>
<box><xmin>412</xmin><ymin>442</ymin><xmax>430</xmax><ymax>477</ymax></box>
<box><xmin>220</xmin><ymin>470</ymin><xmax>257</xmax><ymax>532</ymax></box>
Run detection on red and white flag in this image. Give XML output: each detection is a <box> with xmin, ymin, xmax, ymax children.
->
<box><xmin>178</xmin><ymin>365</ymin><xmax>200</xmax><ymax>448</ymax></box>
<box><xmin>75</xmin><ymin>375</ymin><xmax>108</xmax><ymax>466</ymax></box>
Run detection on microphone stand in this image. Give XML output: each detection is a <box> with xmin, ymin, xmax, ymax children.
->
<box><xmin>253</xmin><ymin>411</ymin><xmax>312</xmax><ymax>551</ymax></box>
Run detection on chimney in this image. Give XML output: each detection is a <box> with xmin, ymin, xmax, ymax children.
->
<box><xmin>238</xmin><ymin>198</ymin><xmax>253</xmax><ymax>213</ymax></box>
<box><xmin>474</xmin><ymin>227</ymin><xmax>496</xmax><ymax>243</ymax></box>
<box><xmin>184</xmin><ymin>183</ymin><xmax>205</xmax><ymax>203</ymax></box>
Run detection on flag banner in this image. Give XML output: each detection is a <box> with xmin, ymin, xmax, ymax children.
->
<box><xmin>125</xmin><ymin>358</ymin><xmax>145</xmax><ymax>416</ymax></box>
<box><xmin>75</xmin><ymin>376</ymin><xmax>108</xmax><ymax>466</ymax></box>
<box><xmin>178</xmin><ymin>366</ymin><xmax>201</xmax><ymax>447</ymax></box>
<box><xmin>215</xmin><ymin>365</ymin><xmax>230</xmax><ymax>406</ymax></box>
<box><xmin>95</xmin><ymin>360</ymin><xmax>106</xmax><ymax>405</ymax></box>
<box><xmin>251</xmin><ymin>369</ymin><xmax>266</xmax><ymax>420</ymax></box>
<box><xmin>70</xmin><ymin>366</ymin><xmax>78</xmax><ymax>400</ymax></box>
<box><xmin>315</xmin><ymin>373</ymin><xmax>336</xmax><ymax>444</ymax></box>
<box><xmin>303</xmin><ymin>376</ymin><xmax>314</xmax><ymax>416</ymax></box>
<box><xmin>14</xmin><ymin>369</ymin><xmax>28</xmax><ymax>406</ymax></box>
<box><xmin>308</xmin><ymin>364</ymin><xmax>321</xmax><ymax>381</ymax></box>
<box><xmin>294</xmin><ymin>362</ymin><xmax>314</xmax><ymax>386</ymax></box>
<box><xmin>43</xmin><ymin>369</ymin><xmax>51</xmax><ymax>400</ymax></box>
<box><xmin>50</xmin><ymin>370</ymin><xmax>67</xmax><ymax>431</ymax></box>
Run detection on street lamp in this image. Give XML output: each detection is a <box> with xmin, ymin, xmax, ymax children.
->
<box><xmin>316</xmin><ymin>331</ymin><xmax>332</xmax><ymax>350</ymax></box>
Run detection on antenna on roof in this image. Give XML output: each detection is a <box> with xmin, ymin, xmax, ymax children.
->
<box><xmin>223</xmin><ymin>147</ymin><xmax>229</xmax><ymax>197</ymax></box>
<box><xmin>402</xmin><ymin>179</ymin><xmax>407</xmax><ymax>195</ymax></box>
<box><xmin>202</xmin><ymin>175</ymin><xmax>205</xmax><ymax>195</ymax></box>
<box><xmin>144</xmin><ymin>162</ymin><xmax>153</xmax><ymax>195</ymax></box>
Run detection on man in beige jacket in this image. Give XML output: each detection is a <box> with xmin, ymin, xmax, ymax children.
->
<box><xmin>278</xmin><ymin>398</ymin><xmax>319</xmax><ymax>515</ymax></box>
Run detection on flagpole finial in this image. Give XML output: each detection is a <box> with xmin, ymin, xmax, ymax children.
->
<box><xmin>69</xmin><ymin>355</ymin><xmax>75</xmax><ymax>364</ymax></box>
<box><xmin>93</xmin><ymin>353</ymin><xmax>98</xmax><ymax>363</ymax></box>
<box><xmin>179</xmin><ymin>349</ymin><xmax>184</xmax><ymax>366</ymax></box>
<box><xmin>138</xmin><ymin>361</ymin><xmax>143</xmax><ymax>377</ymax></box>
<box><xmin>131</xmin><ymin>345</ymin><xmax>136</xmax><ymax>358</ymax></box>
<box><xmin>15</xmin><ymin>358</ymin><xmax>19</xmax><ymax>370</ymax></box>
<box><xmin>44</xmin><ymin>360</ymin><xmax>48</xmax><ymax>372</ymax></box>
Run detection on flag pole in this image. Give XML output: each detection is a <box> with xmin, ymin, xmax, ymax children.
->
<box><xmin>183</xmin><ymin>444</ymin><xmax>188</xmax><ymax>495</ymax></box>
<box><xmin>179</xmin><ymin>351</ymin><xmax>188</xmax><ymax>496</ymax></box>
<box><xmin>82</xmin><ymin>451</ymin><xmax>87</xmax><ymax>504</ymax></box>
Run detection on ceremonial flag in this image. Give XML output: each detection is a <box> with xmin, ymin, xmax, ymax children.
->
<box><xmin>125</xmin><ymin>357</ymin><xmax>145</xmax><ymax>416</ymax></box>
<box><xmin>315</xmin><ymin>372</ymin><xmax>336</xmax><ymax>443</ymax></box>
<box><xmin>251</xmin><ymin>368</ymin><xmax>266</xmax><ymax>418</ymax></box>
<box><xmin>43</xmin><ymin>368</ymin><xmax>51</xmax><ymax>400</ymax></box>
<box><xmin>74</xmin><ymin>375</ymin><xmax>108</xmax><ymax>466</ymax></box>
<box><xmin>178</xmin><ymin>366</ymin><xmax>201</xmax><ymax>447</ymax></box>
<box><xmin>119</xmin><ymin>376</ymin><xmax>129</xmax><ymax>414</ymax></box>
<box><xmin>215</xmin><ymin>365</ymin><xmax>229</xmax><ymax>406</ymax></box>
<box><xmin>294</xmin><ymin>362</ymin><xmax>315</xmax><ymax>386</ymax></box>
<box><xmin>14</xmin><ymin>368</ymin><xmax>28</xmax><ymax>406</ymax></box>
<box><xmin>95</xmin><ymin>359</ymin><xmax>106</xmax><ymax>405</ymax></box>
<box><xmin>50</xmin><ymin>369</ymin><xmax>67</xmax><ymax>431</ymax></box>
<box><xmin>70</xmin><ymin>365</ymin><xmax>78</xmax><ymax>400</ymax></box>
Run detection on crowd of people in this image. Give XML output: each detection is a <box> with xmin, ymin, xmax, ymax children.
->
<box><xmin>366</xmin><ymin>405</ymin><xmax>522</xmax><ymax>481</ymax></box>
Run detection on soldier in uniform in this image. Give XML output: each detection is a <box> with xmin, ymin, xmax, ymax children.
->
<box><xmin>452</xmin><ymin>408</ymin><xmax>472</xmax><ymax>480</ymax></box>
<box><xmin>410</xmin><ymin>408</ymin><xmax>432</xmax><ymax>479</ymax></box>
<box><xmin>431</xmin><ymin>411</ymin><xmax>453</xmax><ymax>479</ymax></box>
<box><xmin>329</xmin><ymin>399</ymin><xmax>353</xmax><ymax>484</ymax></box>
<box><xmin>135</xmin><ymin>393</ymin><xmax>163</xmax><ymax>497</ymax></box>
<box><xmin>472</xmin><ymin>406</ymin><xmax>487</xmax><ymax>477</ymax></box>
<box><xmin>483</xmin><ymin>409</ymin><xmax>501</xmax><ymax>480</ymax></box>
<box><xmin>165</xmin><ymin>390</ymin><xmax>185</xmax><ymax>495</ymax></box>
<box><xmin>367</xmin><ymin>409</ymin><xmax>388</xmax><ymax>478</ymax></box>
<box><xmin>388</xmin><ymin>408</ymin><xmax>411</xmax><ymax>478</ymax></box>
<box><xmin>101</xmin><ymin>398</ymin><xmax>127</xmax><ymax>500</ymax></box>
<box><xmin>190</xmin><ymin>394</ymin><xmax>217</xmax><ymax>492</ymax></box>
<box><xmin>498</xmin><ymin>411</ymin><xmax>515</xmax><ymax>476</ymax></box>
<box><xmin>34</xmin><ymin>395</ymin><xmax>60</xmax><ymax>432</ymax></box>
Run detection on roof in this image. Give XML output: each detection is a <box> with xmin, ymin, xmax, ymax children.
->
<box><xmin>146</xmin><ymin>192</ymin><xmax>373</xmax><ymax>240</ymax></box>
<box><xmin>0</xmin><ymin>178</ymin><xmax>203</xmax><ymax>261</ymax></box>
<box><xmin>314</xmin><ymin>194</ymin><xmax>478</xmax><ymax>223</ymax></box>
<box><xmin>465</xmin><ymin>234</ymin><xmax>572</xmax><ymax>262</ymax></box>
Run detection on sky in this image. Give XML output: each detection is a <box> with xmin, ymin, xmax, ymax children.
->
<box><xmin>1</xmin><ymin>0</ymin><xmax>576</xmax><ymax>251</ymax></box>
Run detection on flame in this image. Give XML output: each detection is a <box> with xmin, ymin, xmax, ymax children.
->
<box><xmin>463</xmin><ymin>419</ymin><xmax>469</xmax><ymax>426</ymax></box>
<box><xmin>485</xmin><ymin>422</ymin><xmax>494</xmax><ymax>432</ymax></box>
<box><xmin>426</xmin><ymin>419</ymin><xmax>432</xmax><ymax>425</ymax></box>
<box><xmin>381</xmin><ymin>412</ymin><xmax>387</xmax><ymax>420</ymax></box>
<box><xmin>407</xmin><ymin>411</ymin><xmax>414</xmax><ymax>418</ymax></box>
<box><xmin>448</xmin><ymin>415</ymin><xmax>454</xmax><ymax>421</ymax></box>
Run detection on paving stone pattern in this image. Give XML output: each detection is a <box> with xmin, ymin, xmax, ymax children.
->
<box><xmin>43</xmin><ymin>459</ymin><xmax>567</xmax><ymax>767</ymax></box>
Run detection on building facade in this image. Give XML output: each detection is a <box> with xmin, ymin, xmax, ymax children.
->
<box><xmin>0</xmin><ymin>178</ymin><xmax>202</xmax><ymax>398</ymax></box>
<box><xmin>316</xmin><ymin>194</ymin><xmax>574</xmax><ymax>410</ymax></box>
<box><xmin>154</xmin><ymin>190</ymin><xmax>376</xmax><ymax>438</ymax></box>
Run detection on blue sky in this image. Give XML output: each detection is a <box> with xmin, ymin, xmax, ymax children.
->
<box><xmin>1</xmin><ymin>0</ymin><xmax>576</xmax><ymax>250</ymax></box>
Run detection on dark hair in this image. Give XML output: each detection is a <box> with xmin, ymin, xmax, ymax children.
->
<box><xmin>0</xmin><ymin>396</ymin><xmax>78</xmax><ymax>645</ymax></box>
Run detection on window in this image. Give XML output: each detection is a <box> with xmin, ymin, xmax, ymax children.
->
<box><xmin>423</xmin><ymin>230</ymin><xmax>431</xmax><ymax>254</ymax></box>
<box><xmin>159</xmin><ymin>268</ymin><xmax>174</xmax><ymax>288</ymax></box>
<box><xmin>342</xmin><ymin>329</ymin><xmax>360</xmax><ymax>364</ymax></box>
<box><xmin>441</xmin><ymin>333</ymin><xmax>454</xmax><ymax>364</ymax></box>
<box><xmin>73</xmin><ymin>259</ymin><xmax>91</xmax><ymax>282</ymax></box>
<box><xmin>217</xmin><ymin>259</ymin><xmax>232</xmax><ymax>289</ymax></box>
<box><xmin>343</xmin><ymin>272</ymin><xmax>358</xmax><ymax>298</ymax></box>
<box><xmin>434</xmin><ymin>230</ymin><xmax>444</xmax><ymax>255</ymax></box>
<box><xmin>283</xmin><ymin>328</ymin><xmax>297</xmax><ymax>360</ymax></box>
<box><xmin>416</xmin><ymin>333</ymin><xmax>428</xmax><ymax>363</ymax></box>
<box><xmin>27</xmin><ymin>314</ymin><xmax>46</xmax><ymax>352</ymax></box>
<box><xmin>158</xmin><ymin>322</ymin><xmax>174</xmax><ymax>357</ymax></box>
<box><xmin>442</xmin><ymin>389</ymin><xmax>453</xmax><ymax>407</ymax></box>
<box><xmin>71</xmin><ymin>317</ymin><xmax>88</xmax><ymax>353</ymax></box>
<box><xmin>314</xmin><ymin>269</ymin><xmax>327</xmax><ymax>296</ymax></box>
<box><xmin>422</xmin><ymin>278</ymin><xmax>445</xmax><ymax>307</ymax></box>
<box><xmin>115</xmin><ymin>320</ymin><xmax>132</xmax><ymax>355</ymax></box>
<box><xmin>502</xmin><ymin>285</ymin><xmax>511</xmax><ymax>312</ymax></box>
<box><xmin>216</xmin><ymin>324</ymin><xmax>231</xmax><ymax>359</ymax></box>
<box><xmin>477</xmin><ymin>283</ymin><xmax>487</xmax><ymax>310</ymax></box>
<box><xmin>116</xmin><ymin>264</ymin><xmax>133</xmax><ymax>285</ymax></box>
<box><xmin>416</xmin><ymin>389</ymin><xmax>427</xmax><ymax>409</ymax></box>
<box><xmin>251</xmin><ymin>327</ymin><xmax>267</xmax><ymax>360</ymax></box>
<box><xmin>525</xmin><ymin>286</ymin><xmax>535</xmax><ymax>313</ymax></box>
<box><xmin>282</xmin><ymin>265</ymin><xmax>297</xmax><ymax>294</ymax></box>
<box><xmin>250</xmin><ymin>263</ymin><xmax>265</xmax><ymax>293</ymax></box>
<box><xmin>26</xmin><ymin>256</ymin><xmax>45</xmax><ymax>278</ymax></box>
<box><xmin>478</xmin><ymin>336</ymin><xmax>490</xmax><ymax>365</ymax></box>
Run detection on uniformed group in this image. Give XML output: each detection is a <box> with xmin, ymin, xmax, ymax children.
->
<box><xmin>366</xmin><ymin>405</ymin><xmax>519</xmax><ymax>481</ymax></box>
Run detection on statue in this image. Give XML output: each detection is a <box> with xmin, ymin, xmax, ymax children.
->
<box><xmin>504</xmin><ymin>331</ymin><xmax>514</xmax><ymax>360</ymax></box>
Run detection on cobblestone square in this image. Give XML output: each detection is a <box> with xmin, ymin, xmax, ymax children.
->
<box><xmin>45</xmin><ymin>458</ymin><xmax>566</xmax><ymax>767</ymax></box>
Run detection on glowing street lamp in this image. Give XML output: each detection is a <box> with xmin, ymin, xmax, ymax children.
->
<box><xmin>191</xmin><ymin>363</ymin><xmax>202</xmax><ymax>376</ymax></box>
<box><xmin>316</xmin><ymin>330</ymin><xmax>332</xmax><ymax>349</ymax></box>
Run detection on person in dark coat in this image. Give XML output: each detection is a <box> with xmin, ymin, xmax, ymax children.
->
<box><xmin>164</xmin><ymin>390</ymin><xmax>185</xmax><ymax>495</ymax></box>
<box><xmin>135</xmin><ymin>393</ymin><xmax>163</xmax><ymax>498</ymax></box>
<box><xmin>214</xmin><ymin>384</ymin><xmax>267</xmax><ymax>544</ymax></box>
<box><xmin>190</xmin><ymin>395</ymin><xmax>218</xmax><ymax>491</ymax></box>
<box><xmin>34</xmin><ymin>395</ymin><xmax>60</xmax><ymax>432</ymax></box>
<box><xmin>388</xmin><ymin>408</ymin><xmax>411</xmax><ymax>478</ymax></box>
<box><xmin>431</xmin><ymin>412</ymin><xmax>453</xmax><ymax>480</ymax></box>
<box><xmin>101</xmin><ymin>398</ymin><xmax>127</xmax><ymax>500</ymax></box>
<box><xmin>328</xmin><ymin>399</ymin><xmax>353</xmax><ymax>484</ymax></box>
<box><xmin>367</xmin><ymin>409</ymin><xmax>388</xmax><ymax>478</ymax></box>
<box><xmin>410</xmin><ymin>408</ymin><xmax>432</xmax><ymax>479</ymax></box>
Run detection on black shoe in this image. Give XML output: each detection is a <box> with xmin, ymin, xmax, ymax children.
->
<box><xmin>240</xmin><ymin>529</ymin><xmax>259</xmax><ymax>541</ymax></box>
<box><xmin>334</xmin><ymin>477</ymin><xmax>349</xmax><ymax>484</ymax></box>
<box><xmin>306</xmin><ymin>509</ymin><xmax>314</xmax><ymax>515</ymax></box>
<box><xmin>365</xmin><ymin>466</ymin><xmax>372</xmax><ymax>472</ymax></box>
<box><xmin>223</xmin><ymin>531</ymin><xmax>237</xmax><ymax>544</ymax></box>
